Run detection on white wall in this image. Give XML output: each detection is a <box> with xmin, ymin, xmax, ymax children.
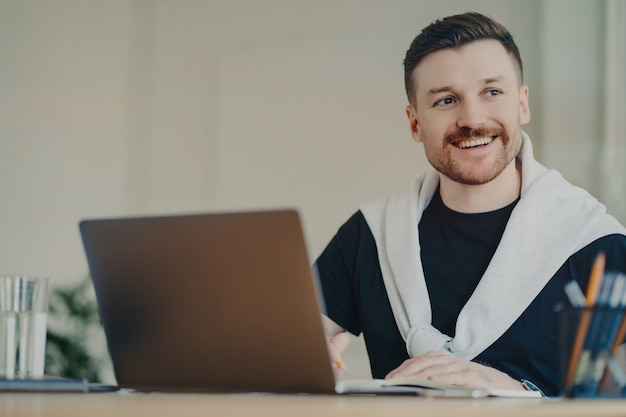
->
<box><xmin>0</xmin><ymin>0</ymin><xmax>620</xmax><ymax>379</ymax></box>
<box><xmin>539</xmin><ymin>0</ymin><xmax>604</xmax><ymax>191</ymax></box>
<box><xmin>0</xmin><ymin>0</ymin><xmax>547</xmax><ymax>281</ymax></box>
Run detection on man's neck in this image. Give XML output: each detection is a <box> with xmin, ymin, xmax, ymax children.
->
<box><xmin>438</xmin><ymin>161</ymin><xmax>521</xmax><ymax>213</ymax></box>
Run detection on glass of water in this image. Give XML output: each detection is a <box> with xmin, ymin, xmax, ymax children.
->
<box><xmin>0</xmin><ymin>276</ymin><xmax>49</xmax><ymax>379</ymax></box>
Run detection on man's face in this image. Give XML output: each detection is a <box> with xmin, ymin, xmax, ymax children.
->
<box><xmin>406</xmin><ymin>39</ymin><xmax>530</xmax><ymax>185</ymax></box>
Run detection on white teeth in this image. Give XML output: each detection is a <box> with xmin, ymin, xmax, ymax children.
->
<box><xmin>457</xmin><ymin>137</ymin><xmax>494</xmax><ymax>149</ymax></box>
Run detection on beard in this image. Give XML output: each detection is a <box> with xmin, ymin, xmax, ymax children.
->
<box><xmin>424</xmin><ymin>126</ymin><xmax>521</xmax><ymax>185</ymax></box>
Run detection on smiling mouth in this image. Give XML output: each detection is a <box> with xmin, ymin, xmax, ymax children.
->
<box><xmin>454</xmin><ymin>136</ymin><xmax>498</xmax><ymax>149</ymax></box>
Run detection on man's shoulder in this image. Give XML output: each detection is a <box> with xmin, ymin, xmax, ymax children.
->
<box><xmin>585</xmin><ymin>233</ymin><xmax>626</xmax><ymax>252</ymax></box>
<box><xmin>336</xmin><ymin>210</ymin><xmax>374</xmax><ymax>240</ymax></box>
<box><xmin>574</xmin><ymin>233</ymin><xmax>626</xmax><ymax>272</ymax></box>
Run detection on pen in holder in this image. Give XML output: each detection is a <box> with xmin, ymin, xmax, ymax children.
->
<box><xmin>560</xmin><ymin>306</ymin><xmax>626</xmax><ymax>397</ymax></box>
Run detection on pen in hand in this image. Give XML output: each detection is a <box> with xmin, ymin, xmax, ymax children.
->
<box><xmin>335</xmin><ymin>359</ymin><xmax>347</xmax><ymax>374</ymax></box>
<box><xmin>326</xmin><ymin>333</ymin><xmax>349</xmax><ymax>375</ymax></box>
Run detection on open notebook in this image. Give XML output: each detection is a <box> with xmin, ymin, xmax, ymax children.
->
<box><xmin>79</xmin><ymin>209</ymin><xmax>540</xmax><ymax>398</ymax></box>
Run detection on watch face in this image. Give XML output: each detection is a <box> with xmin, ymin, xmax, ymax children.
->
<box><xmin>521</xmin><ymin>379</ymin><xmax>543</xmax><ymax>395</ymax></box>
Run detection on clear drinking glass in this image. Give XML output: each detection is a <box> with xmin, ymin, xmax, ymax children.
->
<box><xmin>0</xmin><ymin>276</ymin><xmax>49</xmax><ymax>379</ymax></box>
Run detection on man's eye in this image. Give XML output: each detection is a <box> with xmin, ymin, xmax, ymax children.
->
<box><xmin>485</xmin><ymin>89</ymin><xmax>502</xmax><ymax>97</ymax></box>
<box><xmin>435</xmin><ymin>97</ymin><xmax>455</xmax><ymax>106</ymax></box>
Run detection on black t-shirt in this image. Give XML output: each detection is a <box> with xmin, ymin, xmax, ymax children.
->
<box><xmin>315</xmin><ymin>190</ymin><xmax>626</xmax><ymax>397</ymax></box>
<box><xmin>420</xmin><ymin>191</ymin><xmax>518</xmax><ymax>337</ymax></box>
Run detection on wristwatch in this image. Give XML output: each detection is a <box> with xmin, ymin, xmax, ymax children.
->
<box><xmin>521</xmin><ymin>379</ymin><xmax>546</xmax><ymax>397</ymax></box>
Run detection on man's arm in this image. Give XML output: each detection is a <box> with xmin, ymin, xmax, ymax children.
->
<box><xmin>323</xmin><ymin>315</ymin><xmax>350</xmax><ymax>376</ymax></box>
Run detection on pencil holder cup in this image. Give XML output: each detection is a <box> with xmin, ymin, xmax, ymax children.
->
<box><xmin>560</xmin><ymin>306</ymin><xmax>626</xmax><ymax>398</ymax></box>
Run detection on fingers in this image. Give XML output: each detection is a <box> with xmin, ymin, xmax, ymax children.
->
<box><xmin>385</xmin><ymin>351</ymin><xmax>524</xmax><ymax>390</ymax></box>
<box><xmin>327</xmin><ymin>332</ymin><xmax>350</xmax><ymax>376</ymax></box>
<box><xmin>386</xmin><ymin>350</ymin><xmax>455</xmax><ymax>380</ymax></box>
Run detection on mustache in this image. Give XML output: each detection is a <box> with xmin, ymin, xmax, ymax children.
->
<box><xmin>445</xmin><ymin>127</ymin><xmax>506</xmax><ymax>144</ymax></box>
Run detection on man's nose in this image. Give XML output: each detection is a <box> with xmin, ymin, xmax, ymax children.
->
<box><xmin>456</xmin><ymin>99</ymin><xmax>488</xmax><ymax>129</ymax></box>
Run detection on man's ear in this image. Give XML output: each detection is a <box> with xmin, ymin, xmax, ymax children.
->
<box><xmin>405</xmin><ymin>105</ymin><xmax>422</xmax><ymax>143</ymax></box>
<box><xmin>519</xmin><ymin>85</ymin><xmax>531</xmax><ymax>125</ymax></box>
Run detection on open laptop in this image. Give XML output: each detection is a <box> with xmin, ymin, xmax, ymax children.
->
<box><xmin>80</xmin><ymin>209</ymin><xmax>532</xmax><ymax>397</ymax></box>
<box><xmin>80</xmin><ymin>209</ymin><xmax>341</xmax><ymax>394</ymax></box>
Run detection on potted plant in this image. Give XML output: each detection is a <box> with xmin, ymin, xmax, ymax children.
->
<box><xmin>44</xmin><ymin>278</ymin><xmax>111</xmax><ymax>383</ymax></box>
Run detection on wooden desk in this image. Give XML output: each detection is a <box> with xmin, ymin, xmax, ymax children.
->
<box><xmin>2</xmin><ymin>392</ymin><xmax>626</xmax><ymax>417</ymax></box>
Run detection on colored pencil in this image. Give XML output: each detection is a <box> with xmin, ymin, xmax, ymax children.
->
<box><xmin>565</xmin><ymin>252</ymin><xmax>606</xmax><ymax>389</ymax></box>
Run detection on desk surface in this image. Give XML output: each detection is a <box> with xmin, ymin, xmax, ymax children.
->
<box><xmin>2</xmin><ymin>392</ymin><xmax>626</xmax><ymax>417</ymax></box>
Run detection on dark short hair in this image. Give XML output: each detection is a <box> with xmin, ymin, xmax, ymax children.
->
<box><xmin>404</xmin><ymin>12</ymin><xmax>523</xmax><ymax>106</ymax></box>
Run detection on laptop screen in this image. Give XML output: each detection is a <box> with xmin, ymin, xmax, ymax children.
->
<box><xmin>80</xmin><ymin>209</ymin><xmax>336</xmax><ymax>393</ymax></box>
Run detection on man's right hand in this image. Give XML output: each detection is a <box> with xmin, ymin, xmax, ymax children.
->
<box><xmin>326</xmin><ymin>331</ymin><xmax>350</xmax><ymax>377</ymax></box>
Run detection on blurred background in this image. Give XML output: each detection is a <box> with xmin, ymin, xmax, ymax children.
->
<box><xmin>1</xmin><ymin>0</ymin><xmax>625</xmax><ymax>382</ymax></box>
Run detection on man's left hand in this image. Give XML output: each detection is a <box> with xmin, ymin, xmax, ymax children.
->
<box><xmin>385</xmin><ymin>350</ymin><xmax>525</xmax><ymax>391</ymax></box>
